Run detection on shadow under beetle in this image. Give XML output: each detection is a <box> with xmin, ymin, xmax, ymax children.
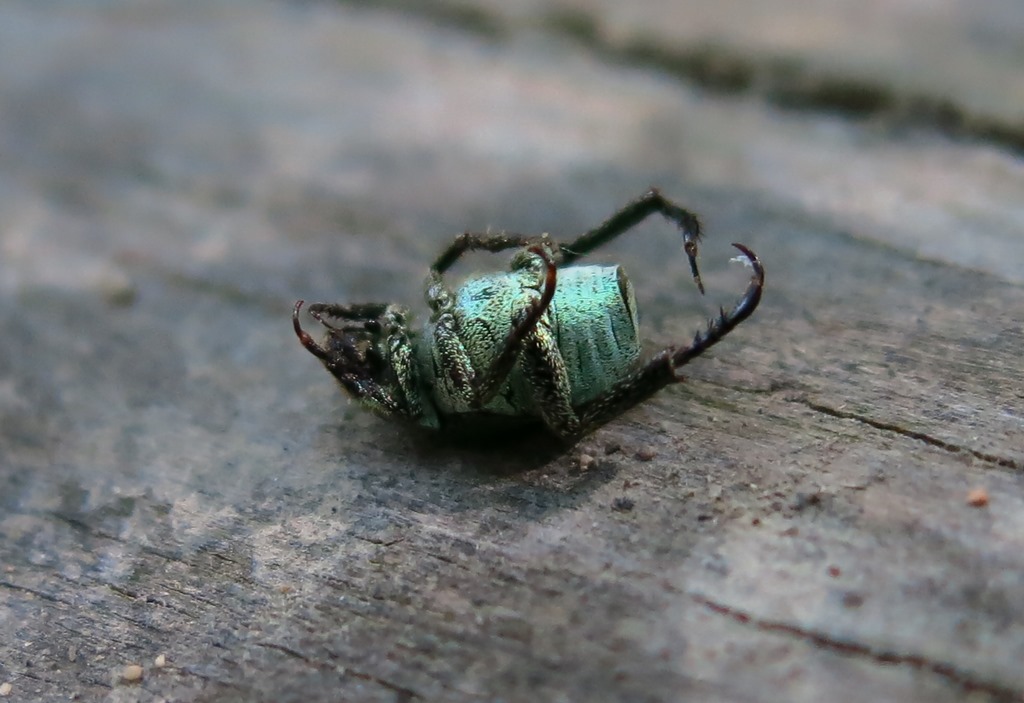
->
<box><xmin>293</xmin><ymin>189</ymin><xmax>764</xmax><ymax>439</ymax></box>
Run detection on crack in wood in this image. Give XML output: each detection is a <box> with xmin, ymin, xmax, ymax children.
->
<box><xmin>801</xmin><ymin>400</ymin><xmax>1022</xmax><ymax>471</ymax></box>
<box><xmin>256</xmin><ymin>641</ymin><xmax>322</xmax><ymax>668</ymax></box>
<box><xmin>0</xmin><ymin>579</ymin><xmax>62</xmax><ymax>604</ymax></box>
<box><xmin>693</xmin><ymin>377</ymin><xmax>799</xmax><ymax>396</ymax></box>
<box><xmin>0</xmin><ymin>641</ymin><xmax>114</xmax><ymax>691</ymax></box>
<box><xmin>256</xmin><ymin>642</ymin><xmax>420</xmax><ymax>701</ymax></box>
<box><xmin>3</xmin><ymin>668</ymin><xmax>112</xmax><ymax>690</ymax></box>
<box><xmin>179</xmin><ymin>665</ymin><xmax>249</xmax><ymax>691</ymax></box>
<box><xmin>691</xmin><ymin>593</ymin><xmax>1023</xmax><ymax>701</ymax></box>
<box><xmin>15</xmin><ymin>545</ymin><xmax>228</xmax><ymax>622</ymax></box>
<box><xmin>47</xmin><ymin>511</ymin><xmax>191</xmax><ymax>563</ymax></box>
<box><xmin>331</xmin><ymin>0</ymin><xmax>1024</xmax><ymax>156</ymax></box>
<box><xmin>50</xmin><ymin>618</ymin><xmax>150</xmax><ymax>656</ymax></box>
<box><xmin>353</xmin><ymin>533</ymin><xmax>408</xmax><ymax>547</ymax></box>
<box><xmin>8</xmin><ymin>576</ymin><xmax>174</xmax><ymax>642</ymax></box>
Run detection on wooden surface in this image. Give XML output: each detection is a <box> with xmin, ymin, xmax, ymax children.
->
<box><xmin>1</xmin><ymin>1</ymin><xmax>1022</xmax><ymax>701</ymax></box>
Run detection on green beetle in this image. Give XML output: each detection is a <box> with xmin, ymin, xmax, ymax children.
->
<box><xmin>294</xmin><ymin>189</ymin><xmax>763</xmax><ymax>439</ymax></box>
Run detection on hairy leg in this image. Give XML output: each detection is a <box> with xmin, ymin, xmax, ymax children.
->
<box><xmin>426</xmin><ymin>242</ymin><xmax>557</xmax><ymax>409</ymax></box>
<box><xmin>517</xmin><ymin>318</ymin><xmax>581</xmax><ymax>438</ymax></box>
<box><xmin>575</xmin><ymin>244</ymin><xmax>764</xmax><ymax>435</ymax></box>
<box><xmin>559</xmin><ymin>188</ymin><xmax>706</xmax><ymax>293</ymax></box>
<box><xmin>430</xmin><ymin>231</ymin><xmax>549</xmax><ymax>275</ymax></box>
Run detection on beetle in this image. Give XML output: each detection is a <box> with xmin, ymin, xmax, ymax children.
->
<box><xmin>293</xmin><ymin>189</ymin><xmax>764</xmax><ymax>439</ymax></box>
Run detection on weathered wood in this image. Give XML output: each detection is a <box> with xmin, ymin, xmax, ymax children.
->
<box><xmin>1</xmin><ymin>1</ymin><xmax>1022</xmax><ymax>702</ymax></box>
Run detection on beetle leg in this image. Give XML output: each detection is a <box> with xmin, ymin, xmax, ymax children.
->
<box><xmin>307</xmin><ymin>302</ymin><xmax>389</xmax><ymax>332</ymax></box>
<box><xmin>378</xmin><ymin>304</ymin><xmax>427</xmax><ymax>421</ymax></box>
<box><xmin>518</xmin><ymin>315</ymin><xmax>582</xmax><ymax>438</ymax></box>
<box><xmin>574</xmin><ymin>245</ymin><xmax>764</xmax><ymax>435</ymax></box>
<box><xmin>665</xmin><ymin>244</ymin><xmax>763</xmax><ymax>375</ymax></box>
<box><xmin>426</xmin><ymin>232</ymin><xmax>550</xmax><ymax>317</ymax></box>
<box><xmin>425</xmin><ymin>245</ymin><xmax>558</xmax><ymax>410</ymax></box>
<box><xmin>559</xmin><ymin>188</ymin><xmax>706</xmax><ymax>293</ymax></box>
<box><xmin>307</xmin><ymin>302</ymin><xmax>390</xmax><ymax>319</ymax></box>
<box><xmin>468</xmin><ymin>245</ymin><xmax>558</xmax><ymax>407</ymax></box>
<box><xmin>293</xmin><ymin>300</ymin><xmax>330</xmax><ymax>360</ymax></box>
<box><xmin>431</xmin><ymin>231</ymin><xmax>551</xmax><ymax>274</ymax></box>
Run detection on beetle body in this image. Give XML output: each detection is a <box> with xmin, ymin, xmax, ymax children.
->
<box><xmin>293</xmin><ymin>189</ymin><xmax>764</xmax><ymax>439</ymax></box>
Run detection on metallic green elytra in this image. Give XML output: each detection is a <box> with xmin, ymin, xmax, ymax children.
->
<box><xmin>294</xmin><ymin>189</ymin><xmax>764</xmax><ymax>439</ymax></box>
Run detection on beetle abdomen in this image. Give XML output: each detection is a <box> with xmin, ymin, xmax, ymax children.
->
<box><xmin>549</xmin><ymin>265</ymin><xmax>640</xmax><ymax>406</ymax></box>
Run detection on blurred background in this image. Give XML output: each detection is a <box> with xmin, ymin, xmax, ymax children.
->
<box><xmin>1</xmin><ymin>1</ymin><xmax>1022</xmax><ymax>701</ymax></box>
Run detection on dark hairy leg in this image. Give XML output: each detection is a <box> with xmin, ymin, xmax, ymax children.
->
<box><xmin>559</xmin><ymin>188</ymin><xmax>706</xmax><ymax>293</ymax></box>
<box><xmin>470</xmin><ymin>245</ymin><xmax>557</xmax><ymax>407</ymax></box>
<box><xmin>431</xmin><ymin>231</ymin><xmax>549</xmax><ymax>275</ymax></box>
<box><xmin>575</xmin><ymin>244</ymin><xmax>764</xmax><ymax>435</ymax></box>
<box><xmin>425</xmin><ymin>244</ymin><xmax>558</xmax><ymax>409</ymax></box>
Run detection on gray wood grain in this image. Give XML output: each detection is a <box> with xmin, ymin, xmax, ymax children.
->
<box><xmin>1</xmin><ymin>1</ymin><xmax>1021</xmax><ymax>701</ymax></box>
